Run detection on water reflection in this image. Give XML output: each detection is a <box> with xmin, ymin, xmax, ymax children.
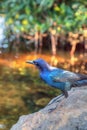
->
<box><xmin>0</xmin><ymin>53</ymin><xmax>87</xmax><ymax>130</ymax></box>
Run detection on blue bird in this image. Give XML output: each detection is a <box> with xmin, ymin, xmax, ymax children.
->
<box><xmin>26</xmin><ymin>58</ymin><xmax>87</xmax><ymax>99</ymax></box>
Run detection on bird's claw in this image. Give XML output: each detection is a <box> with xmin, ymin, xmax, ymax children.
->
<box><xmin>47</xmin><ymin>94</ymin><xmax>64</xmax><ymax>106</ymax></box>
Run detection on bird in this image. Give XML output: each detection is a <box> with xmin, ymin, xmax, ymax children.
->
<box><xmin>26</xmin><ymin>58</ymin><xmax>87</xmax><ymax>102</ymax></box>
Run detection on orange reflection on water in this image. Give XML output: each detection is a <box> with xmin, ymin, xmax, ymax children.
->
<box><xmin>0</xmin><ymin>52</ymin><xmax>86</xmax><ymax>71</ymax></box>
<box><xmin>0</xmin><ymin>53</ymin><xmax>65</xmax><ymax>69</ymax></box>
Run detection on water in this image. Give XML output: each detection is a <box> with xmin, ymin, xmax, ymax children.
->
<box><xmin>0</xmin><ymin>53</ymin><xmax>86</xmax><ymax>130</ymax></box>
<box><xmin>0</xmin><ymin>64</ymin><xmax>59</xmax><ymax>129</ymax></box>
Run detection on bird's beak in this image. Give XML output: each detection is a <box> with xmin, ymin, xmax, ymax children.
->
<box><xmin>26</xmin><ymin>60</ymin><xmax>34</xmax><ymax>64</ymax></box>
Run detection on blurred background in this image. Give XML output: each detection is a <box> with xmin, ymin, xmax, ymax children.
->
<box><xmin>0</xmin><ymin>0</ymin><xmax>87</xmax><ymax>130</ymax></box>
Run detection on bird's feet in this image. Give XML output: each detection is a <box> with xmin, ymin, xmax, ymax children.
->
<box><xmin>47</xmin><ymin>94</ymin><xmax>64</xmax><ymax>106</ymax></box>
<box><xmin>48</xmin><ymin>105</ymin><xmax>57</xmax><ymax>113</ymax></box>
<box><xmin>46</xmin><ymin>94</ymin><xmax>64</xmax><ymax>112</ymax></box>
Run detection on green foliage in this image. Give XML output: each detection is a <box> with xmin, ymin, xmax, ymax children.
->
<box><xmin>0</xmin><ymin>0</ymin><xmax>87</xmax><ymax>33</ymax></box>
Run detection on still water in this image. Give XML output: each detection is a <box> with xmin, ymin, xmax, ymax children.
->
<box><xmin>0</xmin><ymin>53</ymin><xmax>87</xmax><ymax>130</ymax></box>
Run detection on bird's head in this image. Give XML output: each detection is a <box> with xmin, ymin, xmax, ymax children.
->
<box><xmin>26</xmin><ymin>58</ymin><xmax>49</xmax><ymax>71</ymax></box>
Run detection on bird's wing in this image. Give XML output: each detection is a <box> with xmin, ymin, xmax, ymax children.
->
<box><xmin>50</xmin><ymin>69</ymin><xmax>87</xmax><ymax>82</ymax></box>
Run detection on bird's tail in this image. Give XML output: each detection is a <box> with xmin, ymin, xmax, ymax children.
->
<box><xmin>71</xmin><ymin>80</ymin><xmax>87</xmax><ymax>88</ymax></box>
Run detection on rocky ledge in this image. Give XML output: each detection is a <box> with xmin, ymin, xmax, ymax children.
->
<box><xmin>11</xmin><ymin>87</ymin><xmax>87</xmax><ymax>130</ymax></box>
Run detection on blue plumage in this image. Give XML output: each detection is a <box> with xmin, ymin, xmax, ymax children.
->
<box><xmin>26</xmin><ymin>58</ymin><xmax>87</xmax><ymax>98</ymax></box>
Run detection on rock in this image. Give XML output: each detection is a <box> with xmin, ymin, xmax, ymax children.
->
<box><xmin>11</xmin><ymin>87</ymin><xmax>87</xmax><ymax>130</ymax></box>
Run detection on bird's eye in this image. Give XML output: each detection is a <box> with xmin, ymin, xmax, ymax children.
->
<box><xmin>34</xmin><ymin>61</ymin><xmax>38</xmax><ymax>65</ymax></box>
